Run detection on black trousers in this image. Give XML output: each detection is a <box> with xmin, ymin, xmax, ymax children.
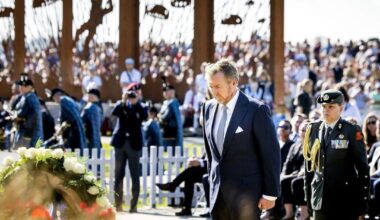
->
<box><xmin>171</xmin><ymin>166</ymin><xmax>207</xmax><ymax>210</ymax></box>
<box><xmin>114</xmin><ymin>140</ymin><xmax>141</xmax><ymax>209</ymax></box>
<box><xmin>212</xmin><ymin>192</ymin><xmax>261</xmax><ymax>220</ymax></box>
<box><xmin>313</xmin><ymin>210</ymin><xmax>357</xmax><ymax>220</ymax></box>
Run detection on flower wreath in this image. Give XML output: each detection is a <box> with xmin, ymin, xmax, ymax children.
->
<box><xmin>0</xmin><ymin>145</ymin><xmax>115</xmax><ymax>220</ymax></box>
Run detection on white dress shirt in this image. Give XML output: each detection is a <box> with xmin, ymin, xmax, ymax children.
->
<box><xmin>213</xmin><ymin>90</ymin><xmax>240</xmax><ymax>140</ymax></box>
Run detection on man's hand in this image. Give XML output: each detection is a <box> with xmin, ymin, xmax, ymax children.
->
<box><xmin>187</xmin><ymin>157</ymin><xmax>200</xmax><ymax>167</ymax></box>
<box><xmin>258</xmin><ymin>197</ymin><xmax>275</xmax><ymax>210</ymax></box>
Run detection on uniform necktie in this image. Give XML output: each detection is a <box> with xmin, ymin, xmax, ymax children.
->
<box><xmin>325</xmin><ymin>127</ymin><xmax>332</xmax><ymax>144</ymax></box>
<box><xmin>216</xmin><ymin>105</ymin><xmax>227</xmax><ymax>154</ymax></box>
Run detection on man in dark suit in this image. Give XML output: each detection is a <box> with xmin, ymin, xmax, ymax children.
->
<box><xmin>156</xmin><ymin>156</ymin><xmax>208</xmax><ymax>216</ymax></box>
<box><xmin>303</xmin><ymin>89</ymin><xmax>370</xmax><ymax>219</ymax></box>
<box><xmin>111</xmin><ymin>91</ymin><xmax>147</xmax><ymax>213</ymax></box>
<box><xmin>203</xmin><ymin>59</ymin><xmax>281</xmax><ymax>220</ymax></box>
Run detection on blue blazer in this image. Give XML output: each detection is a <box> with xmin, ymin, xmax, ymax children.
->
<box><xmin>110</xmin><ymin>101</ymin><xmax>147</xmax><ymax>150</ymax></box>
<box><xmin>203</xmin><ymin>91</ymin><xmax>281</xmax><ymax>214</ymax></box>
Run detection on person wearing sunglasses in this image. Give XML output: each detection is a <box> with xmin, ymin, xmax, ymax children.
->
<box><xmin>363</xmin><ymin>113</ymin><xmax>378</xmax><ymax>153</ymax></box>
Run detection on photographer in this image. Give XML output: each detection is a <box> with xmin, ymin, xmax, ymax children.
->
<box><xmin>111</xmin><ymin>90</ymin><xmax>147</xmax><ymax>212</ymax></box>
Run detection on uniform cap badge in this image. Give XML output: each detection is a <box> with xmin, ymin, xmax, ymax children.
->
<box><xmin>323</xmin><ymin>94</ymin><xmax>329</xmax><ymax>101</ymax></box>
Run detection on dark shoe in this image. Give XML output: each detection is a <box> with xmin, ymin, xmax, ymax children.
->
<box><xmin>156</xmin><ymin>182</ymin><xmax>176</xmax><ymax>192</ymax></box>
<box><xmin>129</xmin><ymin>207</ymin><xmax>137</xmax><ymax>213</ymax></box>
<box><xmin>116</xmin><ymin>206</ymin><xmax>124</xmax><ymax>212</ymax></box>
<box><xmin>199</xmin><ymin>212</ymin><xmax>211</xmax><ymax>217</ymax></box>
<box><xmin>175</xmin><ymin>209</ymin><xmax>192</xmax><ymax>216</ymax></box>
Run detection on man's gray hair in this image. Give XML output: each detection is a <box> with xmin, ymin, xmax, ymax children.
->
<box><xmin>205</xmin><ymin>59</ymin><xmax>239</xmax><ymax>82</ymax></box>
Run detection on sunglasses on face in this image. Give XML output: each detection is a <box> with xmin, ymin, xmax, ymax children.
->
<box><xmin>367</xmin><ymin>120</ymin><xmax>377</xmax><ymax>125</ymax></box>
<box><xmin>278</xmin><ymin>125</ymin><xmax>290</xmax><ymax>130</ymax></box>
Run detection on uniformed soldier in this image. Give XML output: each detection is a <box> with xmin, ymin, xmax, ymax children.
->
<box><xmin>159</xmin><ymin>84</ymin><xmax>183</xmax><ymax>151</ymax></box>
<box><xmin>13</xmin><ymin>74</ymin><xmax>43</xmax><ymax>148</ymax></box>
<box><xmin>48</xmin><ymin>88</ymin><xmax>87</xmax><ymax>151</ymax></box>
<box><xmin>303</xmin><ymin>89</ymin><xmax>370</xmax><ymax>219</ymax></box>
<box><xmin>81</xmin><ymin>89</ymin><xmax>102</xmax><ymax>158</ymax></box>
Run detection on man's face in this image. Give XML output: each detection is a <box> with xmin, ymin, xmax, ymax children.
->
<box><xmin>126</xmin><ymin>63</ymin><xmax>133</xmax><ymax>70</ymax></box>
<box><xmin>53</xmin><ymin>94</ymin><xmax>60</xmax><ymax>103</ymax></box>
<box><xmin>19</xmin><ymin>85</ymin><xmax>31</xmax><ymax>94</ymax></box>
<box><xmin>163</xmin><ymin>89</ymin><xmax>174</xmax><ymax>100</ymax></box>
<box><xmin>207</xmin><ymin>71</ymin><xmax>237</xmax><ymax>105</ymax></box>
<box><xmin>321</xmin><ymin>103</ymin><xmax>343</xmax><ymax>123</ymax></box>
<box><xmin>277</xmin><ymin>121</ymin><xmax>291</xmax><ymax>141</ymax></box>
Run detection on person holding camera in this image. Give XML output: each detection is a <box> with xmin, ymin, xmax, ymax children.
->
<box><xmin>111</xmin><ymin>90</ymin><xmax>147</xmax><ymax>212</ymax></box>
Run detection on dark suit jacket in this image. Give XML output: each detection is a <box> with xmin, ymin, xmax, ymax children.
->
<box><xmin>110</xmin><ymin>101</ymin><xmax>147</xmax><ymax>150</ymax></box>
<box><xmin>281</xmin><ymin>141</ymin><xmax>304</xmax><ymax>177</ymax></box>
<box><xmin>203</xmin><ymin>91</ymin><xmax>281</xmax><ymax>216</ymax></box>
<box><xmin>280</xmin><ymin>140</ymin><xmax>295</xmax><ymax>169</ymax></box>
<box><xmin>304</xmin><ymin>118</ymin><xmax>370</xmax><ymax>216</ymax></box>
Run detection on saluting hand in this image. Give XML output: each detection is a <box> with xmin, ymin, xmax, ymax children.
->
<box><xmin>258</xmin><ymin>197</ymin><xmax>275</xmax><ymax>210</ymax></box>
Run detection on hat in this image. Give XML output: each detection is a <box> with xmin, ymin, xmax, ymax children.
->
<box><xmin>163</xmin><ymin>84</ymin><xmax>175</xmax><ymax>91</ymax></box>
<box><xmin>295</xmin><ymin>54</ymin><xmax>307</xmax><ymax>62</ymax></box>
<box><xmin>88</xmin><ymin>89</ymin><xmax>101</xmax><ymax>98</ymax></box>
<box><xmin>16</xmin><ymin>73</ymin><xmax>34</xmax><ymax>86</ymax></box>
<box><xmin>316</xmin><ymin>89</ymin><xmax>344</xmax><ymax>104</ymax></box>
<box><xmin>46</xmin><ymin>88</ymin><xmax>65</xmax><ymax>99</ymax></box>
<box><xmin>125</xmin><ymin>58</ymin><xmax>134</xmax><ymax>65</ymax></box>
<box><xmin>126</xmin><ymin>82</ymin><xmax>141</xmax><ymax>91</ymax></box>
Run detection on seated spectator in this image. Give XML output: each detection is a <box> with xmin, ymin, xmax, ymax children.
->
<box><xmin>336</xmin><ymin>84</ymin><xmax>362</xmax><ymax>122</ymax></box>
<box><xmin>293</xmin><ymin>79</ymin><xmax>313</xmax><ymax>116</ymax></box>
<box><xmin>363</xmin><ymin>113</ymin><xmax>378</xmax><ymax>153</ymax></box>
<box><xmin>156</xmin><ymin>156</ymin><xmax>208</xmax><ymax>216</ymax></box>
<box><xmin>308</xmin><ymin>109</ymin><xmax>321</xmax><ymax>122</ymax></box>
<box><xmin>120</xmin><ymin>58</ymin><xmax>142</xmax><ymax>94</ymax></box>
<box><xmin>369</xmin><ymin>146</ymin><xmax>380</xmax><ymax>217</ymax></box>
<box><xmin>280</xmin><ymin>121</ymin><xmax>309</xmax><ymax>220</ymax></box>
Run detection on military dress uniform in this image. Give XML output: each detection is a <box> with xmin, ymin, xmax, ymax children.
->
<box><xmin>303</xmin><ymin>90</ymin><xmax>370</xmax><ymax>219</ymax></box>
<box><xmin>13</xmin><ymin>77</ymin><xmax>43</xmax><ymax>148</ymax></box>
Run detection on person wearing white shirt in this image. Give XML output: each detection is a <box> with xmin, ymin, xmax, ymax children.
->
<box><xmin>120</xmin><ymin>58</ymin><xmax>142</xmax><ymax>93</ymax></box>
<box><xmin>203</xmin><ymin>59</ymin><xmax>280</xmax><ymax>220</ymax></box>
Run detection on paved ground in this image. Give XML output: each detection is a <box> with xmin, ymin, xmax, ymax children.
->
<box><xmin>116</xmin><ymin>207</ymin><xmax>210</xmax><ymax>220</ymax></box>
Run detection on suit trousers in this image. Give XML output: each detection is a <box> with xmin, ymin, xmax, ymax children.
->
<box><xmin>114</xmin><ymin>139</ymin><xmax>142</xmax><ymax>208</ymax></box>
<box><xmin>171</xmin><ymin>166</ymin><xmax>206</xmax><ymax>210</ymax></box>
<box><xmin>212</xmin><ymin>192</ymin><xmax>261</xmax><ymax>220</ymax></box>
<box><xmin>313</xmin><ymin>210</ymin><xmax>357</xmax><ymax>220</ymax></box>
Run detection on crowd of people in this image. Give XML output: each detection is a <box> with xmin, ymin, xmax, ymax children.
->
<box><xmin>0</xmin><ymin>34</ymin><xmax>380</xmax><ymax>219</ymax></box>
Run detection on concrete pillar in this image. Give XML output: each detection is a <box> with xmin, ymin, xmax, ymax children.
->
<box><xmin>269</xmin><ymin>0</ymin><xmax>284</xmax><ymax>107</ymax></box>
<box><xmin>13</xmin><ymin>0</ymin><xmax>25</xmax><ymax>80</ymax></box>
<box><xmin>193</xmin><ymin>0</ymin><xmax>214</xmax><ymax>74</ymax></box>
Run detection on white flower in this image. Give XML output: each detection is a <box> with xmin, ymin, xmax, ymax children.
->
<box><xmin>25</xmin><ymin>148</ymin><xmax>37</xmax><ymax>159</ymax></box>
<box><xmin>73</xmin><ymin>163</ymin><xmax>85</xmax><ymax>174</ymax></box>
<box><xmin>63</xmin><ymin>157</ymin><xmax>77</xmax><ymax>172</ymax></box>
<box><xmin>52</xmin><ymin>149</ymin><xmax>64</xmax><ymax>159</ymax></box>
<box><xmin>17</xmin><ymin>147</ymin><xmax>28</xmax><ymax>157</ymax></box>
<box><xmin>36</xmin><ymin>148</ymin><xmax>46</xmax><ymax>158</ymax></box>
<box><xmin>87</xmin><ymin>186</ymin><xmax>99</xmax><ymax>195</ymax></box>
<box><xmin>96</xmin><ymin>196</ymin><xmax>109</xmax><ymax>207</ymax></box>
<box><xmin>44</xmin><ymin>149</ymin><xmax>52</xmax><ymax>158</ymax></box>
<box><xmin>84</xmin><ymin>173</ymin><xmax>96</xmax><ymax>183</ymax></box>
<box><xmin>3</xmin><ymin>156</ymin><xmax>14</xmax><ymax>166</ymax></box>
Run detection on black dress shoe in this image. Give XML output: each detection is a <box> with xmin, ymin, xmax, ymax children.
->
<box><xmin>199</xmin><ymin>212</ymin><xmax>211</xmax><ymax>217</ymax></box>
<box><xmin>129</xmin><ymin>207</ymin><xmax>137</xmax><ymax>213</ymax></box>
<box><xmin>175</xmin><ymin>209</ymin><xmax>192</xmax><ymax>216</ymax></box>
<box><xmin>156</xmin><ymin>182</ymin><xmax>176</xmax><ymax>192</ymax></box>
<box><xmin>115</xmin><ymin>205</ymin><xmax>124</xmax><ymax>212</ymax></box>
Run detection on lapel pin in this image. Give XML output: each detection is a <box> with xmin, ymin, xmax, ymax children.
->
<box><xmin>338</xmin><ymin>124</ymin><xmax>342</xmax><ymax>129</ymax></box>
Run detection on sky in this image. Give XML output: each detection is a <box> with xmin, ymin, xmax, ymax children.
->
<box><xmin>284</xmin><ymin>0</ymin><xmax>380</xmax><ymax>43</ymax></box>
<box><xmin>0</xmin><ymin>0</ymin><xmax>379</xmax><ymax>48</ymax></box>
